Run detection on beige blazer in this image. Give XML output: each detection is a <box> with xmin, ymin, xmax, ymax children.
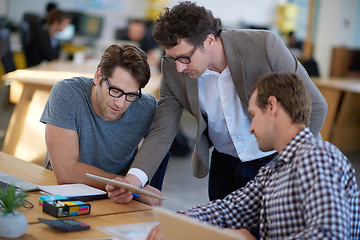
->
<box><xmin>132</xmin><ymin>29</ymin><xmax>327</xmax><ymax>180</ymax></box>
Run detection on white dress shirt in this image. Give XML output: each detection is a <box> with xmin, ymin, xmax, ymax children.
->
<box><xmin>128</xmin><ymin>168</ymin><xmax>148</xmax><ymax>187</ymax></box>
<box><xmin>198</xmin><ymin>67</ymin><xmax>275</xmax><ymax>162</ymax></box>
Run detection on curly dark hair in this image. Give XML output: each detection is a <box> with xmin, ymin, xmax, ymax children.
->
<box><xmin>152</xmin><ymin>1</ymin><xmax>222</xmax><ymax>48</ymax></box>
<box><xmin>97</xmin><ymin>44</ymin><xmax>151</xmax><ymax>88</ymax></box>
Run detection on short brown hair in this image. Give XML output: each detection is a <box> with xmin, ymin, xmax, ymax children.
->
<box><xmin>98</xmin><ymin>44</ymin><xmax>150</xmax><ymax>88</ymax></box>
<box><xmin>46</xmin><ymin>9</ymin><xmax>71</xmax><ymax>25</ymax></box>
<box><xmin>253</xmin><ymin>72</ymin><xmax>312</xmax><ymax>126</ymax></box>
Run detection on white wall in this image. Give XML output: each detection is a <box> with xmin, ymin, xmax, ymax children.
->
<box><xmin>168</xmin><ymin>0</ymin><xmax>287</xmax><ymax>28</ymax></box>
<box><xmin>314</xmin><ymin>0</ymin><xmax>359</xmax><ymax>78</ymax></box>
<box><xmin>353</xmin><ymin>0</ymin><xmax>360</xmax><ymax>48</ymax></box>
<box><xmin>337</xmin><ymin>0</ymin><xmax>357</xmax><ymax>47</ymax></box>
<box><xmin>2</xmin><ymin>0</ymin><xmax>288</xmax><ymax>39</ymax></box>
<box><xmin>314</xmin><ymin>0</ymin><xmax>342</xmax><ymax>78</ymax></box>
<box><xmin>0</xmin><ymin>0</ymin><xmax>7</xmax><ymax>17</ymax></box>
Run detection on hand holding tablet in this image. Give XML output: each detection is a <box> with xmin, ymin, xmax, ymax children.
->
<box><xmin>86</xmin><ymin>173</ymin><xmax>166</xmax><ymax>200</ymax></box>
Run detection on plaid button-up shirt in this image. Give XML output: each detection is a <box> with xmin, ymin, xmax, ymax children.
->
<box><xmin>182</xmin><ymin>127</ymin><xmax>360</xmax><ymax>239</ymax></box>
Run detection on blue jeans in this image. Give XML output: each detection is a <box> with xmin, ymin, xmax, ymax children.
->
<box><xmin>149</xmin><ymin>152</ymin><xmax>170</xmax><ymax>191</ymax></box>
<box><xmin>208</xmin><ymin>149</ymin><xmax>276</xmax><ymax>200</ymax></box>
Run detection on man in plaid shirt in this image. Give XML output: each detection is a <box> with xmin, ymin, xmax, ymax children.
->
<box><xmin>147</xmin><ymin>72</ymin><xmax>360</xmax><ymax>240</ymax></box>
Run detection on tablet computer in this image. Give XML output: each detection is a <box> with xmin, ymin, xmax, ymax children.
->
<box><xmin>86</xmin><ymin>173</ymin><xmax>166</xmax><ymax>200</ymax></box>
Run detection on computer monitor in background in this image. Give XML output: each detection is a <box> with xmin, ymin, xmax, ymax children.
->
<box><xmin>68</xmin><ymin>11</ymin><xmax>83</xmax><ymax>34</ymax></box>
<box><xmin>78</xmin><ymin>14</ymin><xmax>104</xmax><ymax>39</ymax></box>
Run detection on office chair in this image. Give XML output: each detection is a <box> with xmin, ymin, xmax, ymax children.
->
<box><xmin>0</xmin><ymin>28</ymin><xmax>16</xmax><ymax>73</ymax></box>
<box><xmin>19</xmin><ymin>21</ymin><xmax>33</xmax><ymax>68</ymax></box>
<box><xmin>23</xmin><ymin>13</ymin><xmax>41</xmax><ymax>35</ymax></box>
<box><xmin>115</xmin><ymin>28</ymin><xmax>129</xmax><ymax>40</ymax></box>
<box><xmin>0</xmin><ymin>28</ymin><xmax>16</xmax><ymax>109</ymax></box>
<box><xmin>22</xmin><ymin>13</ymin><xmax>42</xmax><ymax>67</ymax></box>
<box><xmin>303</xmin><ymin>57</ymin><xmax>320</xmax><ymax>77</ymax></box>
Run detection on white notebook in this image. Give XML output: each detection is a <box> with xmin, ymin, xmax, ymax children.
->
<box><xmin>38</xmin><ymin>183</ymin><xmax>107</xmax><ymax>201</ymax></box>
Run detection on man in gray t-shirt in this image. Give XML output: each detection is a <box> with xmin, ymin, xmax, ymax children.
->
<box><xmin>41</xmin><ymin>44</ymin><xmax>162</xmax><ymax>206</ymax></box>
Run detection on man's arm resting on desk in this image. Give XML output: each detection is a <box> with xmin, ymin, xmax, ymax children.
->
<box><xmin>45</xmin><ymin>124</ymin><xmax>121</xmax><ymax>189</ymax></box>
<box><xmin>45</xmin><ymin>124</ymin><xmax>162</xmax><ymax>206</ymax></box>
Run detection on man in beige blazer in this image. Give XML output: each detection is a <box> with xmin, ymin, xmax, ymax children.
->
<box><xmin>107</xmin><ymin>1</ymin><xmax>327</xmax><ymax>209</ymax></box>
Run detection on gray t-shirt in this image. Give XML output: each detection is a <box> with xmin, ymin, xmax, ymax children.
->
<box><xmin>40</xmin><ymin>77</ymin><xmax>157</xmax><ymax>175</ymax></box>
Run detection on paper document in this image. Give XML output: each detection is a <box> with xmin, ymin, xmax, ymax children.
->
<box><xmin>38</xmin><ymin>183</ymin><xmax>107</xmax><ymax>199</ymax></box>
<box><xmin>98</xmin><ymin>221</ymin><xmax>159</xmax><ymax>240</ymax></box>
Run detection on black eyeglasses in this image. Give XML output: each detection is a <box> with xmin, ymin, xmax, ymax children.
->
<box><xmin>103</xmin><ymin>78</ymin><xmax>142</xmax><ymax>102</ymax></box>
<box><xmin>162</xmin><ymin>45</ymin><xmax>200</xmax><ymax>64</ymax></box>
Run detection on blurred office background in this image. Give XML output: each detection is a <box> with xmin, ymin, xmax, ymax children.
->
<box><xmin>0</xmin><ymin>0</ymin><xmax>359</xmax><ymax>78</ymax></box>
<box><xmin>0</xmin><ymin>0</ymin><xmax>360</xmax><ymax>211</ymax></box>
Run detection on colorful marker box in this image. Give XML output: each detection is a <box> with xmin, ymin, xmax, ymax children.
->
<box><xmin>42</xmin><ymin>198</ymin><xmax>91</xmax><ymax>217</ymax></box>
<box><xmin>38</xmin><ymin>195</ymin><xmax>68</xmax><ymax>206</ymax></box>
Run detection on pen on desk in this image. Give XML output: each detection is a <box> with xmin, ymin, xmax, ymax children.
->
<box><xmin>132</xmin><ymin>193</ymin><xmax>141</xmax><ymax>198</ymax></box>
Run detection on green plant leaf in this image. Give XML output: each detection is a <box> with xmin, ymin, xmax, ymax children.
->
<box><xmin>0</xmin><ymin>185</ymin><xmax>26</xmax><ymax>215</ymax></box>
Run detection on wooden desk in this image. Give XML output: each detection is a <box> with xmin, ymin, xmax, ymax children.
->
<box><xmin>1</xmin><ymin>60</ymin><xmax>160</xmax><ymax>164</ymax></box>
<box><xmin>0</xmin><ymin>152</ymin><xmax>155</xmax><ymax>239</ymax></box>
<box><xmin>22</xmin><ymin>211</ymin><xmax>157</xmax><ymax>239</ymax></box>
<box><xmin>313</xmin><ymin>78</ymin><xmax>360</xmax><ymax>151</ymax></box>
<box><xmin>0</xmin><ymin>151</ymin><xmax>56</xmax><ymax>186</ymax></box>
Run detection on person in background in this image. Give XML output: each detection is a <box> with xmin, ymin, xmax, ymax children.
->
<box><xmin>147</xmin><ymin>72</ymin><xmax>360</xmax><ymax>240</ymax></box>
<box><xmin>287</xmin><ymin>31</ymin><xmax>303</xmax><ymax>50</ymax></box>
<box><xmin>107</xmin><ymin>1</ymin><xmax>327</xmax><ymax>211</ymax></box>
<box><xmin>42</xmin><ymin>1</ymin><xmax>58</xmax><ymax>24</ymax></box>
<box><xmin>126</xmin><ymin>19</ymin><xmax>147</xmax><ymax>43</ymax></box>
<box><xmin>287</xmin><ymin>31</ymin><xmax>303</xmax><ymax>58</ymax></box>
<box><xmin>40</xmin><ymin>44</ymin><xmax>165</xmax><ymax>206</ymax></box>
<box><xmin>32</xmin><ymin>9</ymin><xmax>71</xmax><ymax>66</ymax></box>
<box><xmin>118</xmin><ymin>19</ymin><xmax>162</xmax><ymax>72</ymax></box>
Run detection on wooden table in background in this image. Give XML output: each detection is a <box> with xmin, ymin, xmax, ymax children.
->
<box><xmin>0</xmin><ymin>151</ymin><xmax>156</xmax><ymax>239</ymax></box>
<box><xmin>1</xmin><ymin>60</ymin><xmax>160</xmax><ymax>164</ymax></box>
<box><xmin>313</xmin><ymin>78</ymin><xmax>360</xmax><ymax>152</ymax></box>
<box><xmin>1</xmin><ymin>60</ymin><xmax>94</xmax><ymax>159</ymax></box>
